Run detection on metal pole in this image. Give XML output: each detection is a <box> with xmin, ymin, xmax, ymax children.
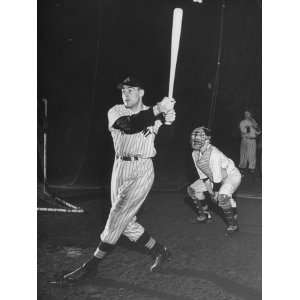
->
<box><xmin>37</xmin><ymin>99</ymin><xmax>86</xmax><ymax>213</ymax></box>
<box><xmin>208</xmin><ymin>0</ymin><xmax>226</xmax><ymax>130</ymax></box>
<box><xmin>42</xmin><ymin>98</ymin><xmax>48</xmax><ymax>194</ymax></box>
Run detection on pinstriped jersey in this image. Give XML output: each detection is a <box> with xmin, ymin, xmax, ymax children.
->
<box><xmin>108</xmin><ymin>104</ymin><xmax>162</xmax><ymax>158</ymax></box>
<box><xmin>192</xmin><ymin>145</ymin><xmax>236</xmax><ymax>183</ymax></box>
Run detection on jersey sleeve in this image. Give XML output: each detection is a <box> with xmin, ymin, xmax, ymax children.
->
<box><xmin>239</xmin><ymin>120</ymin><xmax>248</xmax><ymax>134</ymax></box>
<box><xmin>126</xmin><ymin>108</ymin><xmax>157</xmax><ymax>133</ymax></box>
<box><xmin>108</xmin><ymin>106</ymin><xmax>158</xmax><ymax>134</ymax></box>
<box><xmin>250</xmin><ymin>117</ymin><xmax>258</xmax><ymax>129</ymax></box>
<box><xmin>108</xmin><ymin>105</ymin><xmax>123</xmax><ymax>131</ymax></box>
<box><xmin>152</xmin><ymin>119</ymin><xmax>163</xmax><ymax>134</ymax></box>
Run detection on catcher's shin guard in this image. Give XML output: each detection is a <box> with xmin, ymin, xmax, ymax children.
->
<box><xmin>230</xmin><ymin>196</ymin><xmax>238</xmax><ymax>220</ymax></box>
<box><xmin>193</xmin><ymin>199</ymin><xmax>205</xmax><ymax>220</ymax></box>
<box><xmin>201</xmin><ymin>193</ymin><xmax>212</xmax><ymax>219</ymax></box>
<box><xmin>218</xmin><ymin>194</ymin><xmax>239</xmax><ymax>233</ymax></box>
<box><xmin>223</xmin><ymin>208</ymin><xmax>239</xmax><ymax>233</ymax></box>
<box><xmin>188</xmin><ymin>197</ymin><xmax>211</xmax><ymax>222</ymax></box>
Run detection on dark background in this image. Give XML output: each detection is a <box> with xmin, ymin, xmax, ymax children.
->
<box><xmin>37</xmin><ymin>0</ymin><xmax>261</xmax><ymax>186</ymax></box>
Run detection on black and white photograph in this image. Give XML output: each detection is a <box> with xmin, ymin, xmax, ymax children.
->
<box><xmin>2</xmin><ymin>0</ymin><xmax>300</xmax><ymax>299</ymax></box>
<box><xmin>37</xmin><ymin>1</ymin><xmax>262</xmax><ymax>299</ymax></box>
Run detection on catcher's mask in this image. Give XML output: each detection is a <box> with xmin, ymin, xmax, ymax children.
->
<box><xmin>190</xmin><ymin>126</ymin><xmax>212</xmax><ymax>150</ymax></box>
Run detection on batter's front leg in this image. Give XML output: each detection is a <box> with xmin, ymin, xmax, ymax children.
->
<box><xmin>101</xmin><ymin>160</ymin><xmax>155</xmax><ymax>245</ymax></box>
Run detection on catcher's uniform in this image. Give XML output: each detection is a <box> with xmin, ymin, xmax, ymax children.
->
<box><xmin>190</xmin><ymin>145</ymin><xmax>241</xmax><ymax>199</ymax></box>
<box><xmin>188</xmin><ymin>143</ymin><xmax>241</xmax><ymax>231</ymax></box>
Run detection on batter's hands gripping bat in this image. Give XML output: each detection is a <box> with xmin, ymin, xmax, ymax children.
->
<box><xmin>165</xmin><ymin>7</ymin><xmax>183</xmax><ymax>125</ymax></box>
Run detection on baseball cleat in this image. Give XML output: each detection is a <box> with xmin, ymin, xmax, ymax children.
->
<box><xmin>48</xmin><ymin>270</ymin><xmax>74</xmax><ymax>285</ymax></box>
<box><xmin>226</xmin><ymin>224</ymin><xmax>239</xmax><ymax>234</ymax></box>
<box><xmin>150</xmin><ymin>246</ymin><xmax>172</xmax><ymax>272</ymax></box>
<box><xmin>196</xmin><ymin>214</ymin><xmax>207</xmax><ymax>223</ymax></box>
<box><xmin>60</xmin><ymin>258</ymin><xmax>99</xmax><ymax>283</ymax></box>
<box><xmin>195</xmin><ymin>211</ymin><xmax>212</xmax><ymax>223</ymax></box>
<box><xmin>205</xmin><ymin>211</ymin><xmax>212</xmax><ymax>220</ymax></box>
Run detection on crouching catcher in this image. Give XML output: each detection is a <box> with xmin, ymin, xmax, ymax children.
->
<box><xmin>187</xmin><ymin>126</ymin><xmax>241</xmax><ymax>233</ymax></box>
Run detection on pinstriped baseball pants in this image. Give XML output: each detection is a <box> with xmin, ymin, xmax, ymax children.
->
<box><xmin>100</xmin><ymin>158</ymin><xmax>155</xmax><ymax>245</ymax></box>
<box><xmin>239</xmin><ymin>138</ymin><xmax>257</xmax><ymax>170</ymax></box>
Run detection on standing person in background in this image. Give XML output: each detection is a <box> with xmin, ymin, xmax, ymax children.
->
<box><xmin>58</xmin><ymin>76</ymin><xmax>176</xmax><ymax>283</ymax></box>
<box><xmin>239</xmin><ymin>110</ymin><xmax>261</xmax><ymax>175</ymax></box>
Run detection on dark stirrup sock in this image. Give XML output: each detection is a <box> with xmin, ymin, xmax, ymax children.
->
<box><xmin>93</xmin><ymin>240</ymin><xmax>115</xmax><ymax>260</ymax></box>
<box><xmin>136</xmin><ymin>230</ymin><xmax>162</xmax><ymax>257</ymax></box>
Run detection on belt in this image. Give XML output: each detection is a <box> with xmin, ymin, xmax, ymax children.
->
<box><xmin>246</xmin><ymin>137</ymin><xmax>256</xmax><ymax>140</ymax></box>
<box><xmin>116</xmin><ymin>155</ymin><xmax>140</xmax><ymax>161</ymax></box>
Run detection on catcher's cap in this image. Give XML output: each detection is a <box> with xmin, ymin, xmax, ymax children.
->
<box><xmin>117</xmin><ymin>76</ymin><xmax>144</xmax><ymax>90</ymax></box>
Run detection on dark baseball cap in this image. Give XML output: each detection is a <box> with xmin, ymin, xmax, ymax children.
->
<box><xmin>117</xmin><ymin>76</ymin><xmax>144</xmax><ymax>89</ymax></box>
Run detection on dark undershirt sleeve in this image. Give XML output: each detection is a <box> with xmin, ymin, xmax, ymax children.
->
<box><xmin>112</xmin><ymin>108</ymin><xmax>160</xmax><ymax>134</ymax></box>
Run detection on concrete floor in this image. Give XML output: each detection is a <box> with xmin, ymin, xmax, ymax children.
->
<box><xmin>38</xmin><ymin>177</ymin><xmax>261</xmax><ymax>300</ymax></box>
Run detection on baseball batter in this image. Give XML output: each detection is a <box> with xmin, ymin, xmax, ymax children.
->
<box><xmin>239</xmin><ymin>110</ymin><xmax>261</xmax><ymax>174</ymax></box>
<box><xmin>187</xmin><ymin>126</ymin><xmax>241</xmax><ymax>233</ymax></box>
<box><xmin>61</xmin><ymin>76</ymin><xmax>176</xmax><ymax>282</ymax></box>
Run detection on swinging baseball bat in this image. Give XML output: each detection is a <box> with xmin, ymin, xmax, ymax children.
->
<box><xmin>166</xmin><ymin>8</ymin><xmax>183</xmax><ymax>125</ymax></box>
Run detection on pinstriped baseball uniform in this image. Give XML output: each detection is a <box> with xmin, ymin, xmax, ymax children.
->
<box><xmin>100</xmin><ymin>104</ymin><xmax>162</xmax><ymax>245</ymax></box>
<box><xmin>61</xmin><ymin>78</ymin><xmax>173</xmax><ymax>280</ymax></box>
<box><xmin>108</xmin><ymin>104</ymin><xmax>159</xmax><ymax>158</ymax></box>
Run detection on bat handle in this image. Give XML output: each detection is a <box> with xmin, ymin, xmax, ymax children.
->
<box><xmin>164</xmin><ymin>92</ymin><xmax>175</xmax><ymax>125</ymax></box>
